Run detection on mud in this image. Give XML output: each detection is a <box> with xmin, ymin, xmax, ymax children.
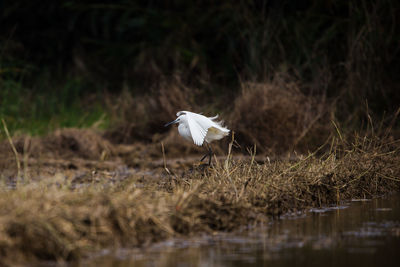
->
<box><xmin>0</xmin><ymin>128</ymin><xmax>399</xmax><ymax>265</ymax></box>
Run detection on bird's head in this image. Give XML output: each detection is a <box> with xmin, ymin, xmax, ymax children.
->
<box><xmin>164</xmin><ymin>112</ymin><xmax>187</xmax><ymax>127</ymax></box>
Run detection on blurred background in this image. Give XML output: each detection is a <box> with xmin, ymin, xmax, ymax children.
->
<box><xmin>1</xmin><ymin>0</ymin><xmax>399</xmax><ymax>154</ymax></box>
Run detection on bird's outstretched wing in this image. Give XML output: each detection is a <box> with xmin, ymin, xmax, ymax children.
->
<box><xmin>189</xmin><ymin>112</ymin><xmax>229</xmax><ymax>133</ymax></box>
<box><xmin>186</xmin><ymin>112</ymin><xmax>210</xmax><ymax>146</ymax></box>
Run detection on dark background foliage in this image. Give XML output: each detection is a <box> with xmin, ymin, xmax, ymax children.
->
<box><xmin>1</xmin><ymin>0</ymin><xmax>399</xmax><ymax>136</ymax></box>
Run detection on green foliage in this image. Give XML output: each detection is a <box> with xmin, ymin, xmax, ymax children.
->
<box><xmin>0</xmin><ymin>78</ymin><xmax>109</xmax><ymax>136</ymax></box>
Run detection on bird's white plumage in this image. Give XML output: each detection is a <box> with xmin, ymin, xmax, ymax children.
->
<box><xmin>171</xmin><ymin>111</ymin><xmax>230</xmax><ymax>146</ymax></box>
<box><xmin>186</xmin><ymin>113</ymin><xmax>208</xmax><ymax>146</ymax></box>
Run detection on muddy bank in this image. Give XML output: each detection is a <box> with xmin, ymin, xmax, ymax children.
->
<box><xmin>0</xmin><ymin>127</ymin><xmax>208</xmax><ymax>174</ymax></box>
<box><xmin>0</xmin><ymin>130</ymin><xmax>399</xmax><ymax>265</ymax></box>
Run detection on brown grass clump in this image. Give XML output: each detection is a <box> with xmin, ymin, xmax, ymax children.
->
<box><xmin>0</xmin><ymin>128</ymin><xmax>114</xmax><ymax>161</ymax></box>
<box><xmin>0</xmin><ymin>133</ymin><xmax>399</xmax><ymax>265</ymax></box>
<box><xmin>104</xmin><ymin>79</ymin><xmax>197</xmax><ymax>144</ymax></box>
<box><xmin>230</xmin><ymin>77</ymin><xmax>331</xmax><ymax>154</ymax></box>
<box><xmin>0</xmin><ymin>128</ymin><xmax>116</xmax><ymax>180</ymax></box>
<box><xmin>44</xmin><ymin>128</ymin><xmax>115</xmax><ymax>159</ymax></box>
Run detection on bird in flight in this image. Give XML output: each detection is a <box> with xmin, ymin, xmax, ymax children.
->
<box><xmin>164</xmin><ymin>111</ymin><xmax>230</xmax><ymax>165</ymax></box>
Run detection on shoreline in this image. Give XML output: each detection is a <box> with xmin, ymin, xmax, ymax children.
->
<box><xmin>0</xmin><ymin>130</ymin><xmax>399</xmax><ymax>265</ymax></box>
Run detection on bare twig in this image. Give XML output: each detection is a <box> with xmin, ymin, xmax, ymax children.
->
<box><xmin>1</xmin><ymin>118</ymin><xmax>21</xmax><ymax>181</ymax></box>
<box><xmin>247</xmin><ymin>144</ymin><xmax>256</xmax><ymax>175</ymax></box>
<box><xmin>224</xmin><ymin>131</ymin><xmax>234</xmax><ymax>170</ymax></box>
<box><xmin>224</xmin><ymin>132</ymin><xmax>238</xmax><ymax>201</ymax></box>
<box><xmin>161</xmin><ymin>142</ymin><xmax>171</xmax><ymax>175</ymax></box>
<box><xmin>331</xmin><ymin>120</ymin><xmax>343</xmax><ymax>141</ymax></box>
<box><xmin>23</xmin><ymin>136</ymin><xmax>30</xmax><ymax>182</ymax></box>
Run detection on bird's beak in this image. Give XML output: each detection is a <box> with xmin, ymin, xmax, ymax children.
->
<box><xmin>164</xmin><ymin>119</ymin><xmax>178</xmax><ymax>127</ymax></box>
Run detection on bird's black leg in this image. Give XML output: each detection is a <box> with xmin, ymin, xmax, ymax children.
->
<box><xmin>200</xmin><ymin>145</ymin><xmax>209</xmax><ymax>162</ymax></box>
<box><xmin>200</xmin><ymin>143</ymin><xmax>213</xmax><ymax>165</ymax></box>
<box><xmin>208</xmin><ymin>144</ymin><xmax>212</xmax><ymax>165</ymax></box>
<box><xmin>200</xmin><ymin>153</ymin><xmax>208</xmax><ymax>162</ymax></box>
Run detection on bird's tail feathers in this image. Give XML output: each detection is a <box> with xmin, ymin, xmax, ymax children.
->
<box><xmin>214</xmin><ymin>120</ymin><xmax>230</xmax><ymax>133</ymax></box>
<box><xmin>210</xmin><ymin>115</ymin><xmax>225</xmax><ymax>127</ymax></box>
<box><xmin>208</xmin><ymin>114</ymin><xmax>219</xmax><ymax>120</ymax></box>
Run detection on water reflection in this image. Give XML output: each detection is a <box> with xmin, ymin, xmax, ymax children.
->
<box><xmin>84</xmin><ymin>194</ymin><xmax>400</xmax><ymax>267</ymax></box>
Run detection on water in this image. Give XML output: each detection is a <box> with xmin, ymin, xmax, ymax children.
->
<box><xmin>84</xmin><ymin>194</ymin><xmax>400</xmax><ymax>267</ymax></box>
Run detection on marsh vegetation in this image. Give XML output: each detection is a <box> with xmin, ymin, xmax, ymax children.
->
<box><xmin>1</xmin><ymin>0</ymin><xmax>399</xmax><ymax>265</ymax></box>
<box><xmin>0</xmin><ymin>127</ymin><xmax>399</xmax><ymax>265</ymax></box>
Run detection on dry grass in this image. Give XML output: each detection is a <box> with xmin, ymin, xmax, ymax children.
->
<box><xmin>0</xmin><ymin>133</ymin><xmax>399</xmax><ymax>265</ymax></box>
<box><xmin>101</xmin><ymin>76</ymin><xmax>334</xmax><ymax>157</ymax></box>
<box><xmin>0</xmin><ymin>128</ymin><xmax>115</xmax><ymax>162</ymax></box>
<box><xmin>230</xmin><ymin>76</ymin><xmax>331</xmax><ymax>154</ymax></box>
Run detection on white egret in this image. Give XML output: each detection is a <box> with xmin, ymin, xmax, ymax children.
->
<box><xmin>164</xmin><ymin>111</ymin><xmax>230</xmax><ymax>165</ymax></box>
